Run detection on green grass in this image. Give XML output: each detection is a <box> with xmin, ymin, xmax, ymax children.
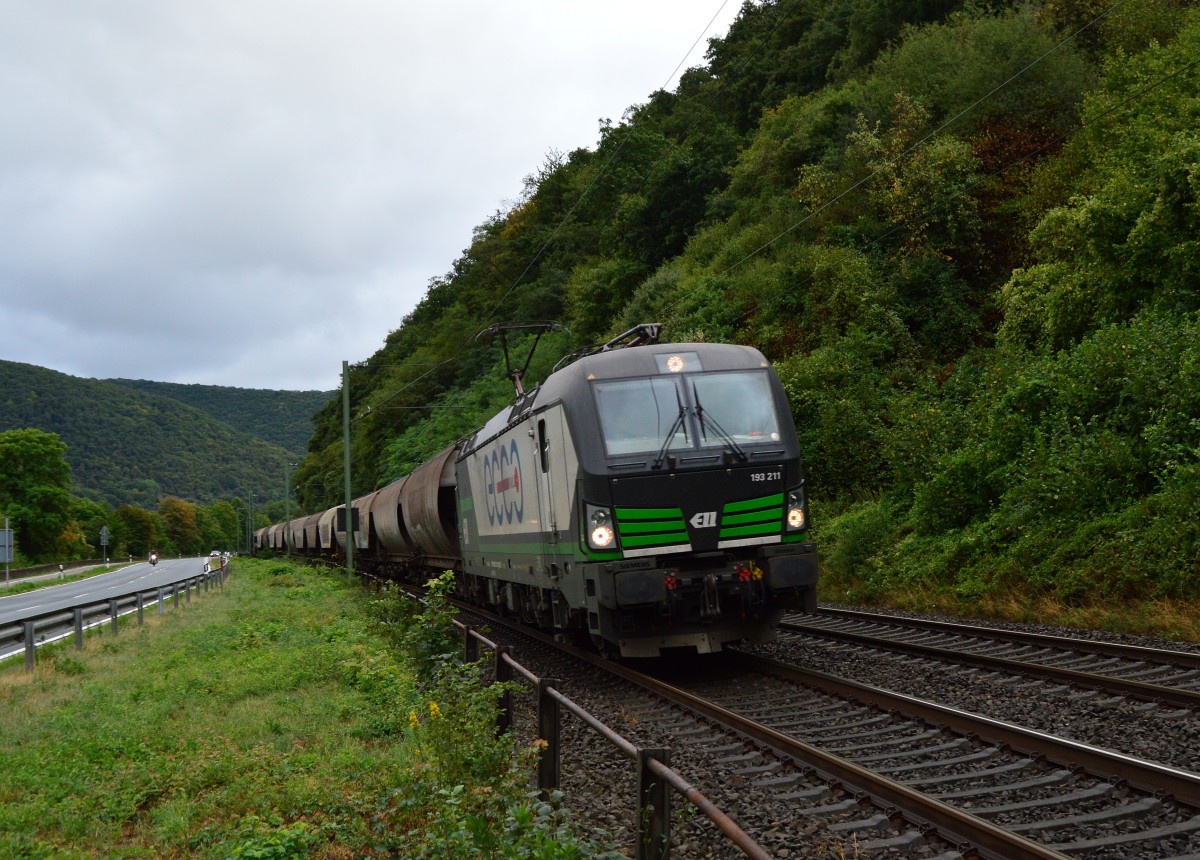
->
<box><xmin>0</xmin><ymin>559</ymin><xmax>616</xmax><ymax>859</ymax></box>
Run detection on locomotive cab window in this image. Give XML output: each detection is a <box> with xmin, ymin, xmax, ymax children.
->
<box><xmin>691</xmin><ymin>371</ymin><xmax>782</xmax><ymax>444</ymax></box>
<box><xmin>594</xmin><ymin>377</ymin><xmax>690</xmax><ymax>457</ymax></box>
<box><xmin>593</xmin><ymin>369</ymin><xmax>782</xmax><ymax>457</ymax></box>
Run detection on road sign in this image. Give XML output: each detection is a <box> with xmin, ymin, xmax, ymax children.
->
<box><xmin>100</xmin><ymin>525</ymin><xmax>109</xmax><ymax>546</ymax></box>
<box><xmin>0</xmin><ymin>527</ymin><xmax>12</xmax><ymax>564</ymax></box>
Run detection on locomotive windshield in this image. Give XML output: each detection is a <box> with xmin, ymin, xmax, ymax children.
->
<box><xmin>595</xmin><ymin>376</ymin><xmax>690</xmax><ymax>456</ymax></box>
<box><xmin>692</xmin><ymin>371</ymin><xmax>782</xmax><ymax>444</ymax></box>
<box><xmin>593</xmin><ymin>369</ymin><xmax>782</xmax><ymax>457</ymax></box>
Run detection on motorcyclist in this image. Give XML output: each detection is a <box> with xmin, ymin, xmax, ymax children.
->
<box><xmin>149</xmin><ymin>550</ymin><xmax>158</xmax><ymax>566</ymax></box>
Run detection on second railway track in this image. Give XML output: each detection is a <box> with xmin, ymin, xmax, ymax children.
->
<box><xmin>451</xmin><ymin>599</ymin><xmax>1200</xmax><ymax>858</ymax></box>
<box><xmin>758</xmin><ymin>609</ymin><xmax>1200</xmax><ymax>774</ymax></box>
<box><xmin>787</xmin><ymin>608</ymin><xmax>1200</xmax><ymax>701</ymax></box>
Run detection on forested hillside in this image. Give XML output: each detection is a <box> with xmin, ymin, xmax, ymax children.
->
<box><xmin>0</xmin><ymin>360</ymin><xmax>296</xmax><ymax>508</ymax></box>
<box><xmin>294</xmin><ymin>0</ymin><xmax>1199</xmax><ymax>618</ymax></box>
<box><xmin>108</xmin><ymin>378</ymin><xmax>331</xmax><ymax>455</ymax></box>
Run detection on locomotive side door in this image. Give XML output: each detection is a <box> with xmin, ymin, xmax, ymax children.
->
<box><xmin>534</xmin><ymin>404</ymin><xmax>576</xmax><ymax>561</ymax></box>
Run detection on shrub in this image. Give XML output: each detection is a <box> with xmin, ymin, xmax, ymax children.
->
<box><xmin>359</xmin><ymin>571</ymin><xmax>623</xmax><ymax>858</ymax></box>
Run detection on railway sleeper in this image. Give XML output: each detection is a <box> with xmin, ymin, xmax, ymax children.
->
<box><xmin>974</xmin><ymin>784</ymin><xmax>1118</xmax><ymax>818</ymax></box>
<box><xmin>1006</xmin><ymin>795</ymin><xmax>1161</xmax><ymax>832</ymax></box>
<box><xmin>1048</xmin><ymin>813</ymin><xmax>1200</xmax><ymax>852</ymax></box>
<box><xmin>856</xmin><ymin>828</ymin><xmax>929</xmax><ymax>851</ymax></box>
<box><xmin>873</xmin><ymin>742</ymin><xmax>992</xmax><ymax>775</ymax></box>
<box><xmin>903</xmin><ymin>757</ymin><xmax>1036</xmax><ymax>787</ymax></box>
<box><xmin>930</xmin><ymin>768</ymin><xmax>1076</xmax><ymax>800</ymax></box>
<box><xmin>733</xmin><ymin>761</ymin><xmax>782</xmax><ymax>777</ymax></box>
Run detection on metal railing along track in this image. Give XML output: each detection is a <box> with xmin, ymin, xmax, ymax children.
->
<box><xmin>0</xmin><ymin>564</ymin><xmax>231</xmax><ymax>670</ymax></box>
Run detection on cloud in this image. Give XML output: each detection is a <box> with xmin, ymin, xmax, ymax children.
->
<box><xmin>0</xmin><ymin>0</ymin><xmax>740</xmax><ymax>390</ymax></box>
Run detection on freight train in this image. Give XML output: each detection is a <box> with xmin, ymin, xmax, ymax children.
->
<box><xmin>259</xmin><ymin>325</ymin><xmax>817</xmax><ymax>657</ymax></box>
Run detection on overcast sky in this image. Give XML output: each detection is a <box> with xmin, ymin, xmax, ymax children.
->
<box><xmin>0</xmin><ymin>1</ymin><xmax>741</xmax><ymax>392</ymax></box>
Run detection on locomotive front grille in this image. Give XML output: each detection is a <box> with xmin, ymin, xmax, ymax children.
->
<box><xmin>612</xmin><ymin>491</ymin><xmax>787</xmax><ymax>558</ymax></box>
<box><xmin>718</xmin><ymin>493</ymin><xmax>784</xmax><ymax>540</ymax></box>
<box><xmin>614</xmin><ymin>506</ymin><xmax>691</xmax><ymax>556</ymax></box>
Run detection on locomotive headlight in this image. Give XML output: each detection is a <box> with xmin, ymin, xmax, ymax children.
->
<box><xmin>786</xmin><ymin>489</ymin><xmax>807</xmax><ymax>531</ymax></box>
<box><xmin>591</xmin><ymin>523</ymin><xmax>615</xmax><ymax>548</ymax></box>
<box><xmin>586</xmin><ymin>505</ymin><xmax>617</xmax><ymax>550</ymax></box>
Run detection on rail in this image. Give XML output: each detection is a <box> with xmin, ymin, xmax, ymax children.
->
<box><xmin>361</xmin><ymin>569</ymin><xmax>771</xmax><ymax>860</ymax></box>
<box><xmin>473</xmin><ymin>627</ymin><xmax>772</xmax><ymax>860</ymax></box>
<box><xmin>0</xmin><ymin>563</ymin><xmax>232</xmax><ymax>671</ymax></box>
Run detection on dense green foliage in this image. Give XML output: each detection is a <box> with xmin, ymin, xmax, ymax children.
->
<box><xmin>0</xmin><ymin>463</ymin><xmax>249</xmax><ymax>563</ymax></box>
<box><xmin>0</xmin><ymin>360</ymin><xmax>301</xmax><ymax>509</ymax></box>
<box><xmin>295</xmin><ymin>0</ymin><xmax>1200</xmax><ymax>612</ymax></box>
<box><xmin>368</xmin><ymin>571</ymin><xmax>623</xmax><ymax>858</ymax></box>
<box><xmin>0</xmin><ymin>429</ymin><xmax>73</xmax><ymax>559</ymax></box>
<box><xmin>108</xmin><ymin>378</ymin><xmax>331</xmax><ymax>455</ymax></box>
<box><xmin>0</xmin><ymin>362</ymin><xmax>286</xmax><ymax>562</ymax></box>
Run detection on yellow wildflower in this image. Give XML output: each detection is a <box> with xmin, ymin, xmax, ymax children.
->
<box><xmin>429</xmin><ymin>701</ymin><xmax>442</xmax><ymax>719</ymax></box>
<box><xmin>408</xmin><ymin>710</ymin><xmax>419</xmax><ymax>730</ymax></box>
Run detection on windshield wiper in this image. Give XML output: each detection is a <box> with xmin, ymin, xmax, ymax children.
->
<box><xmin>652</xmin><ymin>386</ymin><xmax>688</xmax><ymax>471</ymax></box>
<box><xmin>692</xmin><ymin>382</ymin><xmax>747</xmax><ymax>462</ymax></box>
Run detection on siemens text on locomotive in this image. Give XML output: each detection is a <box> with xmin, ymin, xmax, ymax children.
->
<box><xmin>260</xmin><ymin>325</ymin><xmax>817</xmax><ymax>657</ymax></box>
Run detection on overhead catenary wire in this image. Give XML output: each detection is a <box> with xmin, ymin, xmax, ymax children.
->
<box><xmin>476</xmin><ymin>0</ymin><xmax>738</xmax><ymax>328</ymax></box>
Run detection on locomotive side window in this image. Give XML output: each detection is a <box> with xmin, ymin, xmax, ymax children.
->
<box><xmin>692</xmin><ymin>371</ymin><xmax>782</xmax><ymax>444</ymax></box>
<box><xmin>594</xmin><ymin>377</ymin><xmax>690</xmax><ymax>456</ymax></box>
<box><xmin>538</xmin><ymin>419</ymin><xmax>549</xmax><ymax>473</ymax></box>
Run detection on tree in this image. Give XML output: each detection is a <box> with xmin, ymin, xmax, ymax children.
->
<box><xmin>115</xmin><ymin>505</ymin><xmax>158</xmax><ymax>557</ymax></box>
<box><xmin>68</xmin><ymin>496</ymin><xmax>114</xmax><ymax>560</ymax></box>
<box><xmin>0</xmin><ymin>429</ymin><xmax>73</xmax><ymax>561</ymax></box>
<box><xmin>159</xmin><ymin>497</ymin><xmax>200</xmax><ymax>555</ymax></box>
<box><xmin>201</xmin><ymin>500</ymin><xmax>239</xmax><ymax>551</ymax></box>
<box><xmin>999</xmin><ymin>19</ymin><xmax>1200</xmax><ymax>352</ymax></box>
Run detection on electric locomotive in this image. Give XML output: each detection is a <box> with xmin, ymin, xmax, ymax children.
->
<box><xmin>453</xmin><ymin>324</ymin><xmax>817</xmax><ymax>656</ymax></box>
<box><xmin>270</xmin><ymin>325</ymin><xmax>817</xmax><ymax>658</ymax></box>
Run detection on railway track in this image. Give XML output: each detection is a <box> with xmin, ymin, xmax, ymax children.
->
<box><xmin>454</xmin><ymin>602</ymin><xmax>1200</xmax><ymax>858</ymax></box>
<box><xmin>784</xmin><ymin>608</ymin><xmax>1200</xmax><ymax>704</ymax></box>
<box><xmin>707</xmin><ymin>650</ymin><xmax>1200</xmax><ymax>858</ymax></box>
<box><xmin>758</xmin><ymin>609</ymin><xmax>1200</xmax><ymax>775</ymax></box>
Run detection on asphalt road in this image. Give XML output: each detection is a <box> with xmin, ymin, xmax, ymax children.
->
<box><xmin>0</xmin><ymin>557</ymin><xmax>221</xmax><ymax>627</ymax></box>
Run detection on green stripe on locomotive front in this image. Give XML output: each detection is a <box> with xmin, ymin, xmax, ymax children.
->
<box><xmin>722</xmin><ymin>493</ymin><xmax>784</xmax><ymax>513</ymax></box>
<box><xmin>620</xmin><ymin>531</ymin><xmax>691</xmax><ymax>548</ymax></box>
<box><xmin>719</xmin><ymin>523</ymin><xmax>780</xmax><ymax>539</ymax></box>
<box><xmin>614</xmin><ymin>506</ymin><xmax>688</xmax><ymax>550</ymax></box>
<box><xmin>719</xmin><ymin>493</ymin><xmax>784</xmax><ymax>540</ymax></box>
<box><xmin>619</xmin><ymin>519</ymin><xmax>685</xmax><ymax>535</ymax></box>
<box><xmin>720</xmin><ymin>508</ymin><xmax>779</xmax><ymax>526</ymax></box>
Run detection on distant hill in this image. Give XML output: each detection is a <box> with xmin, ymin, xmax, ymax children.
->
<box><xmin>0</xmin><ymin>360</ymin><xmax>314</xmax><ymax>509</ymax></box>
<box><xmin>107</xmin><ymin>379</ymin><xmax>332</xmax><ymax>456</ymax></box>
